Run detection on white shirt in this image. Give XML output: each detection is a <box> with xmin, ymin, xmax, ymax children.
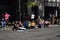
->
<box><xmin>31</xmin><ymin>14</ymin><xmax>35</xmax><ymax>19</ymax></box>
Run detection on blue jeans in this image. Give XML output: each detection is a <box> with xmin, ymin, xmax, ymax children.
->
<box><xmin>1</xmin><ymin>24</ymin><xmax>6</xmax><ymax>29</ymax></box>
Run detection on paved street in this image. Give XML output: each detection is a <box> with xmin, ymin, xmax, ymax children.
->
<box><xmin>0</xmin><ymin>25</ymin><xmax>60</xmax><ymax>40</ymax></box>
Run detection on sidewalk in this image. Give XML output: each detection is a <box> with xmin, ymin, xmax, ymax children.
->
<box><xmin>0</xmin><ymin>24</ymin><xmax>60</xmax><ymax>31</ymax></box>
<box><xmin>49</xmin><ymin>24</ymin><xmax>60</xmax><ymax>27</ymax></box>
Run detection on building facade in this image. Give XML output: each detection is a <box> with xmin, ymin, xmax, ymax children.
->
<box><xmin>27</xmin><ymin>0</ymin><xmax>60</xmax><ymax>19</ymax></box>
<box><xmin>0</xmin><ymin>0</ymin><xmax>60</xmax><ymax>21</ymax></box>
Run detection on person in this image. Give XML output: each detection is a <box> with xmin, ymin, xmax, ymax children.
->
<box><xmin>31</xmin><ymin>20</ymin><xmax>36</xmax><ymax>29</ymax></box>
<box><xmin>4</xmin><ymin>12</ymin><xmax>10</xmax><ymax>23</ymax></box>
<box><xmin>40</xmin><ymin>18</ymin><xmax>44</xmax><ymax>28</ymax></box>
<box><xmin>18</xmin><ymin>21</ymin><xmax>26</xmax><ymax>30</ymax></box>
<box><xmin>38</xmin><ymin>19</ymin><xmax>41</xmax><ymax>28</ymax></box>
<box><xmin>49</xmin><ymin>14</ymin><xmax>52</xmax><ymax>24</ymax></box>
<box><xmin>28</xmin><ymin>21</ymin><xmax>31</xmax><ymax>29</ymax></box>
<box><xmin>52</xmin><ymin>15</ymin><xmax>56</xmax><ymax>24</ymax></box>
<box><xmin>44</xmin><ymin>20</ymin><xmax>50</xmax><ymax>28</ymax></box>
<box><xmin>23</xmin><ymin>20</ymin><xmax>28</xmax><ymax>29</ymax></box>
<box><xmin>1</xmin><ymin>18</ymin><xmax>6</xmax><ymax>30</ymax></box>
<box><xmin>31</xmin><ymin>14</ymin><xmax>35</xmax><ymax>21</ymax></box>
<box><xmin>12</xmin><ymin>21</ymin><xmax>19</xmax><ymax>31</ymax></box>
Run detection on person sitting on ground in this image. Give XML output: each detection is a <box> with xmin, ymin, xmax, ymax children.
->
<box><xmin>31</xmin><ymin>20</ymin><xmax>36</xmax><ymax>29</ymax></box>
<box><xmin>23</xmin><ymin>20</ymin><xmax>28</xmax><ymax>29</ymax></box>
<box><xmin>44</xmin><ymin>20</ymin><xmax>50</xmax><ymax>28</ymax></box>
<box><xmin>18</xmin><ymin>21</ymin><xmax>23</xmax><ymax>27</ymax></box>
<box><xmin>39</xmin><ymin>18</ymin><xmax>44</xmax><ymax>28</ymax></box>
<box><xmin>28</xmin><ymin>21</ymin><xmax>31</xmax><ymax>29</ymax></box>
<box><xmin>38</xmin><ymin>19</ymin><xmax>41</xmax><ymax>28</ymax></box>
<box><xmin>18</xmin><ymin>21</ymin><xmax>26</xmax><ymax>30</ymax></box>
<box><xmin>12</xmin><ymin>21</ymin><xmax>19</xmax><ymax>31</ymax></box>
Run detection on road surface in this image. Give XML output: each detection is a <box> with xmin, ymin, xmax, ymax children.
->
<box><xmin>0</xmin><ymin>25</ymin><xmax>60</xmax><ymax>40</ymax></box>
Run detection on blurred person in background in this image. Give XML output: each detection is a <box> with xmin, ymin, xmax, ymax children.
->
<box><xmin>1</xmin><ymin>18</ymin><xmax>6</xmax><ymax>30</ymax></box>
<box><xmin>12</xmin><ymin>21</ymin><xmax>19</xmax><ymax>31</ymax></box>
<box><xmin>31</xmin><ymin>14</ymin><xmax>35</xmax><ymax>21</ymax></box>
<box><xmin>31</xmin><ymin>20</ymin><xmax>36</xmax><ymax>29</ymax></box>
<box><xmin>39</xmin><ymin>18</ymin><xmax>44</xmax><ymax>28</ymax></box>
<box><xmin>23</xmin><ymin>20</ymin><xmax>28</xmax><ymax>29</ymax></box>
<box><xmin>28</xmin><ymin>21</ymin><xmax>31</xmax><ymax>29</ymax></box>
<box><xmin>4</xmin><ymin>12</ymin><xmax>10</xmax><ymax>23</ymax></box>
<box><xmin>38</xmin><ymin>19</ymin><xmax>42</xmax><ymax>28</ymax></box>
<box><xmin>44</xmin><ymin>19</ymin><xmax>50</xmax><ymax>28</ymax></box>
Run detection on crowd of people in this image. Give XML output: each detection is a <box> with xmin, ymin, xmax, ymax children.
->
<box><xmin>0</xmin><ymin>18</ymin><xmax>50</xmax><ymax>31</ymax></box>
<box><xmin>0</xmin><ymin>12</ymin><xmax>58</xmax><ymax>31</ymax></box>
<box><xmin>0</xmin><ymin>12</ymin><xmax>10</xmax><ymax>30</ymax></box>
